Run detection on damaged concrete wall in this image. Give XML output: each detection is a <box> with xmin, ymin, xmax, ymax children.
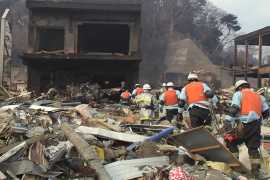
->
<box><xmin>27</xmin><ymin>3</ymin><xmax>141</xmax><ymax>54</ymax></box>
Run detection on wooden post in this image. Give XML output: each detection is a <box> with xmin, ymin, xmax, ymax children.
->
<box><xmin>233</xmin><ymin>41</ymin><xmax>237</xmax><ymax>85</ymax></box>
<box><xmin>258</xmin><ymin>34</ymin><xmax>262</xmax><ymax>88</ymax></box>
<box><xmin>60</xmin><ymin>122</ymin><xmax>112</xmax><ymax>180</ymax></box>
<box><xmin>244</xmin><ymin>39</ymin><xmax>248</xmax><ymax>81</ymax></box>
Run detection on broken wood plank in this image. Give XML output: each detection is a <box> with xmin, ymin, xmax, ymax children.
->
<box><xmin>0</xmin><ymin>171</ymin><xmax>7</xmax><ymax>179</ymax></box>
<box><xmin>46</xmin><ymin>49</ymin><xmax>68</xmax><ymax>54</ymax></box>
<box><xmin>22</xmin><ymin>174</ymin><xmax>47</xmax><ymax>180</ymax></box>
<box><xmin>24</xmin><ymin>134</ymin><xmax>47</xmax><ymax>148</ymax></box>
<box><xmin>0</xmin><ymin>140</ymin><xmax>26</xmax><ymax>155</ymax></box>
<box><xmin>190</xmin><ymin>145</ymin><xmax>221</xmax><ymax>153</ymax></box>
<box><xmin>0</xmin><ymin>134</ymin><xmax>47</xmax><ymax>163</ymax></box>
<box><xmin>60</xmin><ymin>122</ymin><xmax>112</xmax><ymax>180</ymax></box>
<box><xmin>87</xmin><ymin>120</ymin><xmax>120</xmax><ymax>132</ymax></box>
<box><xmin>0</xmin><ymin>120</ymin><xmax>11</xmax><ymax>134</ymax></box>
<box><xmin>6</xmin><ymin>169</ymin><xmax>19</xmax><ymax>180</ymax></box>
<box><xmin>75</xmin><ymin>126</ymin><xmax>146</xmax><ymax>143</ymax></box>
<box><xmin>29</xmin><ymin>141</ymin><xmax>49</xmax><ymax>169</ymax></box>
<box><xmin>0</xmin><ymin>142</ymin><xmax>26</xmax><ymax>163</ymax></box>
<box><xmin>4</xmin><ymin>92</ymin><xmax>32</xmax><ymax>102</ymax></box>
<box><xmin>0</xmin><ymin>85</ymin><xmax>12</xmax><ymax>97</ymax></box>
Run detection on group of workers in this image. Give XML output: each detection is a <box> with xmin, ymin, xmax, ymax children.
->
<box><xmin>120</xmin><ymin>72</ymin><xmax>218</xmax><ymax>130</ymax></box>
<box><xmin>120</xmin><ymin>71</ymin><xmax>269</xmax><ymax>177</ymax></box>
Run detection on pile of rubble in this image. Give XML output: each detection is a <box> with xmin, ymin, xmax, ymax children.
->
<box><xmin>0</xmin><ymin>84</ymin><xmax>269</xmax><ymax>179</ymax></box>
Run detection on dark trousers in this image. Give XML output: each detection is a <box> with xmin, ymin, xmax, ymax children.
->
<box><xmin>225</xmin><ymin>120</ymin><xmax>261</xmax><ymax>158</ymax></box>
<box><xmin>188</xmin><ymin>106</ymin><xmax>211</xmax><ymax>128</ymax></box>
<box><xmin>166</xmin><ymin>109</ymin><xmax>178</xmax><ymax>122</ymax></box>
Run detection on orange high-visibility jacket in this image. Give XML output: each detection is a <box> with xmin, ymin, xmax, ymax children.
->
<box><xmin>164</xmin><ymin>90</ymin><xmax>178</xmax><ymax>105</ymax></box>
<box><xmin>136</xmin><ymin>88</ymin><xmax>144</xmax><ymax>95</ymax></box>
<box><xmin>122</xmin><ymin>92</ymin><xmax>131</xmax><ymax>99</ymax></box>
<box><xmin>185</xmin><ymin>82</ymin><xmax>207</xmax><ymax>104</ymax></box>
<box><xmin>240</xmin><ymin>89</ymin><xmax>262</xmax><ymax>117</ymax></box>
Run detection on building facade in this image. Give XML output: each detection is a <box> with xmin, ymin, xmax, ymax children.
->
<box><xmin>19</xmin><ymin>0</ymin><xmax>142</xmax><ymax>94</ymax></box>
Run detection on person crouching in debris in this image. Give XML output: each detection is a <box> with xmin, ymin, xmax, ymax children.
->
<box><xmin>223</xmin><ymin>80</ymin><xmax>269</xmax><ymax>177</ymax></box>
<box><xmin>133</xmin><ymin>84</ymin><xmax>159</xmax><ymax>125</ymax></box>
<box><xmin>131</xmin><ymin>84</ymin><xmax>144</xmax><ymax>98</ymax></box>
<box><xmin>120</xmin><ymin>90</ymin><xmax>131</xmax><ymax>105</ymax></box>
<box><xmin>159</xmin><ymin>82</ymin><xmax>182</xmax><ymax>128</ymax></box>
<box><xmin>178</xmin><ymin>72</ymin><xmax>218</xmax><ymax>131</ymax></box>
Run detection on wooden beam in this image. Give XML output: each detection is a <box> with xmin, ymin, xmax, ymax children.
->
<box><xmin>60</xmin><ymin>122</ymin><xmax>112</xmax><ymax>180</ymax></box>
<box><xmin>244</xmin><ymin>39</ymin><xmax>248</xmax><ymax>81</ymax></box>
<box><xmin>190</xmin><ymin>145</ymin><xmax>221</xmax><ymax>153</ymax></box>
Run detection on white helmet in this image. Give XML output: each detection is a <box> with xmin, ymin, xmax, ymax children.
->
<box><xmin>143</xmin><ymin>84</ymin><xmax>151</xmax><ymax>90</ymax></box>
<box><xmin>167</xmin><ymin>82</ymin><xmax>174</xmax><ymax>87</ymax></box>
<box><xmin>235</xmin><ymin>80</ymin><xmax>249</xmax><ymax>90</ymax></box>
<box><xmin>188</xmin><ymin>73</ymin><xmax>198</xmax><ymax>80</ymax></box>
<box><xmin>135</xmin><ymin>84</ymin><xmax>140</xmax><ymax>87</ymax></box>
<box><xmin>162</xmin><ymin>83</ymin><xmax>166</xmax><ymax>87</ymax></box>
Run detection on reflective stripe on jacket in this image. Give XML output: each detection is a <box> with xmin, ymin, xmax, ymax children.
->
<box><xmin>240</xmin><ymin>89</ymin><xmax>262</xmax><ymax>117</ymax></box>
<box><xmin>134</xmin><ymin>92</ymin><xmax>158</xmax><ymax>121</ymax></box>
<box><xmin>164</xmin><ymin>90</ymin><xmax>178</xmax><ymax>106</ymax></box>
<box><xmin>185</xmin><ymin>82</ymin><xmax>207</xmax><ymax>104</ymax></box>
<box><xmin>122</xmin><ymin>92</ymin><xmax>131</xmax><ymax>99</ymax></box>
<box><xmin>136</xmin><ymin>88</ymin><xmax>144</xmax><ymax>95</ymax></box>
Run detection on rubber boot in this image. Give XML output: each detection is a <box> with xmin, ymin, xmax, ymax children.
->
<box><xmin>250</xmin><ymin>154</ymin><xmax>261</xmax><ymax>178</ymax></box>
<box><xmin>250</xmin><ymin>163</ymin><xmax>260</xmax><ymax>177</ymax></box>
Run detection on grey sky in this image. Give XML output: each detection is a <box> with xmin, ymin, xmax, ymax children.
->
<box><xmin>208</xmin><ymin>0</ymin><xmax>270</xmax><ymax>34</ymax></box>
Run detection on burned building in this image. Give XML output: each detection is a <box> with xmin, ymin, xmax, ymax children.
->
<box><xmin>19</xmin><ymin>0</ymin><xmax>142</xmax><ymax>95</ymax></box>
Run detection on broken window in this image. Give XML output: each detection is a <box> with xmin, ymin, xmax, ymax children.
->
<box><xmin>36</xmin><ymin>28</ymin><xmax>64</xmax><ymax>52</ymax></box>
<box><xmin>77</xmin><ymin>24</ymin><xmax>130</xmax><ymax>55</ymax></box>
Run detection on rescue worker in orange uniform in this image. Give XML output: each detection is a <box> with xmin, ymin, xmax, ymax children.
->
<box><xmin>179</xmin><ymin>72</ymin><xmax>218</xmax><ymax>131</ymax></box>
<box><xmin>159</xmin><ymin>82</ymin><xmax>181</xmax><ymax>124</ymax></box>
<box><xmin>131</xmin><ymin>84</ymin><xmax>143</xmax><ymax>98</ymax></box>
<box><xmin>224</xmin><ymin>80</ymin><xmax>269</xmax><ymax>177</ymax></box>
<box><xmin>120</xmin><ymin>90</ymin><xmax>131</xmax><ymax>105</ymax></box>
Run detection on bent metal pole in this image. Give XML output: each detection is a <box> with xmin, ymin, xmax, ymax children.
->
<box><xmin>60</xmin><ymin>122</ymin><xmax>112</xmax><ymax>180</ymax></box>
